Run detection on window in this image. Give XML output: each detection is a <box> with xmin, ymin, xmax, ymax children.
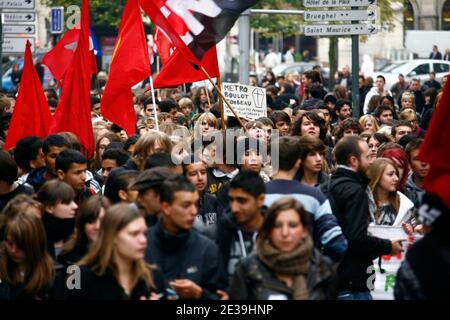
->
<box><xmin>410</xmin><ymin>64</ymin><xmax>430</xmax><ymax>76</ymax></box>
<box><xmin>404</xmin><ymin>1</ymin><xmax>415</xmax><ymax>30</ymax></box>
<box><xmin>443</xmin><ymin>0</ymin><xmax>450</xmax><ymax>30</ymax></box>
<box><xmin>433</xmin><ymin>63</ymin><xmax>449</xmax><ymax>73</ymax></box>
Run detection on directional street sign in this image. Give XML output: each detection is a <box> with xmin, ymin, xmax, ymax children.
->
<box><xmin>1</xmin><ymin>12</ymin><xmax>36</xmax><ymax>23</ymax></box>
<box><xmin>51</xmin><ymin>7</ymin><xmax>64</xmax><ymax>34</ymax></box>
<box><xmin>0</xmin><ymin>0</ymin><xmax>35</xmax><ymax>10</ymax></box>
<box><xmin>2</xmin><ymin>37</ymin><xmax>35</xmax><ymax>53</ymax></box>
<box><xmin>304</xmin><ymin>9</ymin><xmax>376</xmax><ymax>22</ymax></box>
<box><xmin>304</xmin><ymin>23</ymin><xmax>378</xmax><ymax>36</ymax></box>
<box><xmin>303</xmin><ymin>0</ymin><xmax>377</xmax><ymax>8</ymax></box>
<box><xmin>2</xmin><ymin>24</ymin><xmax>35</xmax><ymax>34</ymax></box>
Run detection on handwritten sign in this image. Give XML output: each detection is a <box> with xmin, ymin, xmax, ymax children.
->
<box><xmin>368</xmin><ymin>225</ymin><xmax>407</xmax><ymax>240</ymax></box>
<box><xmin>368</xmin><ymin>225</ymin><xmax>422</xmax><ymax>300</ymax></box>
<box><xmin>221</xmin><ymin>83</ymin><xmax>267</xmax><ymax>120</ymax></box>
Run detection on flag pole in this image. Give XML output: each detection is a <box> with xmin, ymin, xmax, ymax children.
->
<box><xmin>204</xmin><ymin>82</ymin><xmax>212</xmax><ymax>110</ymax></box>
<box><xmin>199</xmin><ymin>66</ymin><xmax>247</xmax><ymax>133</ymax></box>
<box><xmin>96</xmin><ymin>74</ymin><xmax>103</xmax><ymax>101</ymax></box>
<box><xmin>217</xmin><ymin>76</ymin><xmax>225</xmax><ymax>130</ymax></box>
<box><xmin>149</xmin><ymin>75</ymin><xmax>159</xmax><ymax>131</ymax></box>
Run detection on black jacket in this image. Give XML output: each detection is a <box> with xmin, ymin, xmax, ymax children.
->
<box><xmin>329</xmin><ymin>168</ymin><xmax>391</xmax><ymax>291</ymax></box>
<box><xmin>59</xmin><ymin>264</ymin><xmax>166</xmax><ymax>300</ymax></box>
<box><xmin>145</xmin><ymin>220</ymin><xmax>227</xmax><ymax>299</ymax></box>
<box><xmin>216</xmin><ymin>210</ymin><xmax>264</xmax><ymax>283</ymax></box>
<box><xmin>230</xmin><ymin>249</ymin><xmax>337</xmax><ymax>300</ymax></box>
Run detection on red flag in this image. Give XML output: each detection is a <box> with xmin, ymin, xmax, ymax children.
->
<box><xmin>49</xmin><ymin>0</ymin><xmax>95</xmax><ymax>158</ymax></box>
<box><xmin>42</xmin><ymin>27</ymin><xmax>97</xmax><ymax>86</ymax></box>
<box><xmin>419</xmin><ymin>74</ymin><xmax>450</xmax><ymax>207</ymax></box>
<box><xmin>153</xmin><ymin>45</ymin><xmax>219</xmax><ymax>88</ymax></box>
<box><xmin>154</xmin><ymin>27</ymin><xmax>175</xmax><ymax>66</ymax></box>
<box><xmin>4</xmin><ymin>41</ymin><xmax>53</xmax><ymax>150</ymax></box>
<box><xmin>140</xmin><ymin>0</ymin><xmax>257</xmax><ymax>62</ymax></box>
<box><xmin>101</xmin><ymin>0</ymin><xmax>151</xmax><ymax>136</ymax></box>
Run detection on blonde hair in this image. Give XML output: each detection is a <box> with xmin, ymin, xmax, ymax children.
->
<box><xmin>399</xmin><ymin>108</ymin><xmax>417</xmax><ymax>122</ymax></box>
<box><xmin>79</xmin><ymin>204</ymin><xmax>155</xmax><ymax>291</ymax></box>
<box><xmin>359</xmin><ymin>115</ymin><xmax>380</xmax><ymax>132</ymax></box>
<box><xmin>193</xmin><ymin>112</ymin><xmax>218</xmax><ymax>140</ymax></box>
<box><xmin>368</xmin><ymin>158</ymin><xmax>400</xmax><ymax>220</ymax></box>
<box><xmin>132</xmin><ymin>130</ymin><xmax>173</xmax><ymax>170</ymax></box>
<box><xmin>178</xmin><ymin>97</ymin><xmax>194</xmax><ymax>111</ymax></box>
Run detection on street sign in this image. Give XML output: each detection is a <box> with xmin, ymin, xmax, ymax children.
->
<box><xmin>2</xmin><ymin>37</ymin><xmax>35</xmax><ymax>53</ymax></box>
<box><xmin>303</xmin><ymin>0</ymin><xmax>377</xmax><ymax>8</ymax></box>
<box><xmin>1</xmin><ymin>12</ymin><xmax>35</xmax><ymax>23</ymax></box>
<box><xmin>304</xmin><ymin>23</ymin><xmax>378</xmax><ymax>36</ymax></box>
<box><xmin>0</xmin><ymin>0</ymin><xmax>35</xmax><ymax>10</ymax></box>
<box><xmin>2</xmin><ymin>24</ymin><xmax>35</xmax><ymax>34</ymax></box>
<box><xmin>51</xmin><ymin>7</ymin><xmax>64</xmax><ymax>34</ymax></box>
<box><xmin>304</xmin><ymin>9</ymin><xmax>376</xmax><ymax>22</ymax></box>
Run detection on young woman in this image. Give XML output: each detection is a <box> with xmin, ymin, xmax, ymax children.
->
<box><xmin>366</xmin><ymin>132</ymin><xmax>391</xmax><ymax>162</ymax></box>
<box><xmin>57</xmin><ymin>196</ymin><xmax>111</xmax><ymax>268</ymax></box>
<box><xmin>64</xmin><ymin>204</ymin><xmax>166</xmax><ymax>300</ymax></box>
<box><xmin>90</xmin><ymin>132</ymin><xmax>120</xmax><ymax>173</ymax></box>
<box><xmin>297</xmin><ymin>136</ymin><xmax>329</xmax><ymax>187</ymax></box>
<box><xmin>379</xmin><ymin>146</ymin><xmax>410</xmax><ymax>192</ymax></box>
<box><xmin>368</xmin><ymin>158</ymin><xmax>414</xmax><ymax>226</ymax></box>
<box><xmin>104</xmin><ymin>170</ymin><xmax>139</xmax><ymax>204</ymax></box>
<box><xmin>359</xmin><ymin>115</ymin><xmax>380</xmax><ymax>134</ymax></box>
<box><xmin>192</xmin><ymin>112</ymin><xmax>218</xmax><ymax>140</ymax></box>
<box><xmin>230</xmin><ymin>197</ymin><xmax>336</xmax><ymax>300</ymax></box>
<box><xmin>37</xmin><ymin>180</ymin><xmax>78</xmax><ymax>260</ymax></box>
<box><xmin>129</xmin><ymin>130</ymin><xmax>173</xmax><ymax>171</ymax></box>
<box><xmin>0</xmin><ymin>213</ymin><xmax>54</xmax><ymax>300</ymax></box>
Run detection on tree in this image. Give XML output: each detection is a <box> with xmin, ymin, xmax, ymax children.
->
<box><xmin>44</xmin><ymin>0</ymin><xmax>124</xmax><ymax>30</ymax></box>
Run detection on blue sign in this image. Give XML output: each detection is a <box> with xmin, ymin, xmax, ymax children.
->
<box><xmin>51</xmin><ymin>7</ymin><xmax>64</xmax><ymax>34</ymax></box>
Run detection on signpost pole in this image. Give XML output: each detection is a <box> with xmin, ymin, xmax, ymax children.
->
<box><xmin>0</xmin><ymin>10</ymin><xmax>3</xmax><ymax>86</ymax></box>
<box><xmin>351</xmin><ymin>7</ymin><xmax>360</xmax><ymax>118</ymax></box>
<box><xmin>238</xmin><ymin>10</ymin><xmax>250</xmax><ymax>85</ymax></box>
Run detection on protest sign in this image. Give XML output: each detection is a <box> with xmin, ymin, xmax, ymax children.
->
<box><xmin>368</xmin><ymin>225</ymin><xmax>422</xmax><ymax>300</ymax></box>
<box><xmin>221</xmin><ymin>82</ymin><xmax>267</xmax><ymax>120</ymax></box>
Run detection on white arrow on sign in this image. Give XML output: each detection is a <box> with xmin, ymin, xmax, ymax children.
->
<box><xmin>2</xmin><ymin>12</ymin><xmax>36</xmax><ymax>23</ymax></box>
<box><xmin>2</xmin><ymin>37</ymin><xmax>35</xmax><ymax>53</ymax></box>
<box><xmin>303</xmin><ymin>0</ymin><xmax>377</xmax><ymax>8</ymax></box>
<box><xmin>0</xmin><ymin>0</ymin><xmax>34</xmax><ymax>10</ymax></box>
<box><xmin>304</xmin><ymin>9</ymin><xmax>376</xmax><ymax>22</ymax></box>
<box><xmin>304</xmin><ymin>24</ymin><xmax>378</xmax><ymax>36</ymax></box>
<box><xmin>3</xmin><ymin>24</ymin><xmax>35</xmax><ymax>34</ymax></box>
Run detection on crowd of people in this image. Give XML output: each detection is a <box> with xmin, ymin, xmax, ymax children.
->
<box><xmin>0</xmin><ymin>55</ymin><xmax>449</xmax><ymax>300</ymax></box>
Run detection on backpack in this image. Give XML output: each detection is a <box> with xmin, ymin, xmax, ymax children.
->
<box><xmin>319</xmin><ymin>176</ymin><xmax>353</xmax><ymax>217</ymax></box>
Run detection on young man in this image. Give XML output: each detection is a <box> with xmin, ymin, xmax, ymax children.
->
<box><xmin>143</xmin><ymin>97</ymin><xmax>160</xmax><ymax>118</ymax></box>
<box><xmin>265</xmin><ymin>136</ymin><xmax>347</xmax><ymax>261</ymax></box>
<box><xmin>26</xmin><ymin>134</ymin><xmax>70</xmax><ymax>191</ymax></box>
<box><xmin>129</xmin><ymin>167</ymin><xmax>173</xmax><ymax>227</ymax></box>
<box><xmin>182</xmin><ymin>156</ymin><xmax>217</xmax><ymax>238</ymax></box>
<box><xmin>55</xmin><ymin>149</ymin><xmax>97</xmax><ymax>205</ymax></box>
<box><xmin>145</xmin><ymin>175</ymin><xmax>226</xmax><ymax>300</ymax></box>
<box><xmin>334</xmin><ymin>99</ymin><xmax>353</xmax><ymax>125</ymax></box>
<box><xmin>408</xmin><ymin>78</ymin><xmax>425</xmax><ymax>114</ymax></box>
<box><xmin>0</xmin><ymin>150</ymin><xmax>33</xmax><ymax>211</ymax></box>
<box><xmin>269</xmin><ymin>110</ymin><xmax>291</xmax><ymax>136</ymax></box>
<box><xmin>391</xmin><ymin>120</ymin><xmax>414</xmax><ymax>143</ymax></box>
<box><xmin>404</xmin><ymin>138</ymin><xmax>429</xmax><ymax>208</ymax></box>
<box><xmin>328</xmin><ymin>136</ymin><xmax>403</xmax><ymax>300</ymax></box>
<box><xmin>363</xmin><ymin>75</ymin><xmax>391</xmax><ymax>114</ymax></box>
<box><xmin>216</xmin><ymin>170</ymin><xmax>266</xmax><ymax>281</ymax></box>
<box><xmin>374</xmin><ymin>105</ymin><xmax>395</xmax><ymax>126</ymax></box>
<box><xmin>205</xmin><ymin>133</ymin><xmax>239</xmax><ymax>196</ymax></box>
<box><xmin>13</xmin><ymin>136</ymin><xmax>46</xmax><ymax>186</ymax></box>
<box><xmin>100</xmin><ymin>148</ymin><xmax>130</xmax><ymax>181</ymax></box>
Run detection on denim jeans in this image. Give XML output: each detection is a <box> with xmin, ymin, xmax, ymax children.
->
<box><xmin>337</xmin><ymin>291</ymin><xmax>373</xmax><ymax>300</ymax></box>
